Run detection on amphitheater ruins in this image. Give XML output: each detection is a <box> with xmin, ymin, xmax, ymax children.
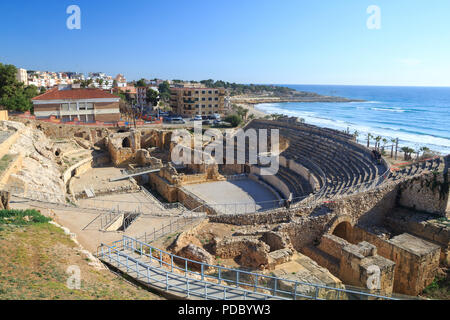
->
<box><xmin>0</xmin><ymin>116</ymin><xmax>448</xmax><ymax>299</ymax></box>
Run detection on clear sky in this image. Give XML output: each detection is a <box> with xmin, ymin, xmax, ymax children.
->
<box><xmin>1</xmin><ymin>0</ymin><xmax>449</xmax><ymax>86</ymax></box>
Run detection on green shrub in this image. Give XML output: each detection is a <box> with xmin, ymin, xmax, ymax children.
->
<box><xmin>224</xmin><ymin>114</ymin><xmax>243</xmax><ymax>127</ymax></box>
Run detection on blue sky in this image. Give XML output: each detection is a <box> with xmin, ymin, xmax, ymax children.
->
<box><xmin>1</xmin><ymin>0</ymin><xmax>449</xmax><ymax>86</ymax></box>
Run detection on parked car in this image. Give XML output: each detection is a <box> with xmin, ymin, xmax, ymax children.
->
<box><xmin>170</xmin><ymin>117</ymin><xmax>186</xmax><ymax>124</ymax></box>
<box><xmin>202</xmin><ymin>119</ymin><xmax>213</xmax><ymax>125</ymax></box>
<box><xmin>191</xmin><ymin>114</ymin><xmax>203</xmax><ymax>121</ymax></box>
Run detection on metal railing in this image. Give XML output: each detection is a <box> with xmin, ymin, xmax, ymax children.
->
<box><xmin>131</xmin><ymin>215</ymin><xmax>204</xmax><ymax>244</ymax></box>
<box><xmin>97</xmin><ymin>236</ymin><xmax>397</xmax><ymax>301</ymax></box>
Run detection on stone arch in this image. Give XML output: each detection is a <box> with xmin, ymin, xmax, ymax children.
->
<box><xmin>326</xmin><ymin>215</ymin><xmax>355</xmax><ymax>242</ymax></box>
<box><xmin>122</xmin><ymin>137</ymin><xmax>131</xmax><ymax>148</ymax></box>
<box><xmin>332</xmin><ymin>221</ymin><xmax>353</xmax><ymax>241</ymax></box>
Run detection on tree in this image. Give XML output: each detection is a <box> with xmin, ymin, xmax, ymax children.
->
<box><xmin>390</xmin><ymin>138</ymin><xmax>396</xmax><ymax>158</ymax></box>
<box><xmin>146</xmin><ymin>88</ymin><xmax>159</xmax><ymax>107</ymax></box>
<box><xmin>401</xmin><ymin>146</ymin><xmax>414</xmax><ymax>161</ymax></box>
<box><xmin>158</xmin><ymin>81</ymin><xmax>171</xmax><ymax>102</ymax></box>
<box><xmin>420</xmin><ymin>146</ymin><xmax>430</xmax><ymax>159</ymax></box>
<box><xmin>0</xmin><ymin>63</ymin><xmax>40</xmax><ymax>112</ymax></box>
<box><xmin>225</xmin><ymin>114</ymin><xmax>243</xmax><ymax>127</ymax></box>
<box><xmin>366</xmin><ymin>133</ymin><xmax>372</xmax><ymax>148</ymax></box>
<box><xmin>375</xmin><ymin>136</ymin><xmax>382</xmax><ymax>151</ymax></box>
<box><xmin>136</xmin><ymin>78</ymin><xmax>147</xmax><ymax>87</ymax></box>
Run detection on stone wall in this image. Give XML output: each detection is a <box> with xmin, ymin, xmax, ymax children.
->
<box><xmin>352</xmin><ymin>226</ymin><xmax>440</xmax><ymax>296</ymax></box>
<box><xmin>384</xmin><ymin>210</ymin><xmax>450</xmax><ymax>265</ymax></box>
<box><xmin>209</xmin><ymin>210</ymin><xmax>294</xmax><ymax>226</ymax></box>
<box><xmin>398</xmin><ymin>171</ymin><xmax>449</xmax><ymax>217</ymax></box>
<box><xmin>106</xmin><ymin>130</ymin><xmax>141</xmax><ymax>166</ymax></box>
<box><xmin>148</xmin><ymin>172</ymin><xmax>179</xmax><ymax>203</ymax></box>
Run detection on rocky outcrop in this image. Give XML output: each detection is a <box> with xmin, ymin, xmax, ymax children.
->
<box><xmin>176</xmin><ymin>244</ymin><xmax>214</xmax><ymax>270</ymax></box>
<box><xmin>6</xmin><ymin>121</ymin><xmax>66</xmax><ymax>203</ymax></box>
<box><xmin>0</xmin><ymin>191</ymin><xmax>10</xmax><ymax>210</ymax></box>
<box><xmin>215</xmin><ymin>237</ymin><xmax>271</xmax><ymax>269</ymax></box>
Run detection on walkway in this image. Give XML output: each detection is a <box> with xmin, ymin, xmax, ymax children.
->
<box><xmin>98</xmin><ymin>236</ymin><xmax>397</xmax><ymax>301</ymax></box>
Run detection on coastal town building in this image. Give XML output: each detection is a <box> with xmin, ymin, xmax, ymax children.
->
<box><xmin>169</xmin><ymin>87</ymin><xmax>227</xmax><ymax>117</ymax></box>
<box><xmin>31</xmin><ymin>84</ymin><xmax>121</xmax><ymax>123</ymax></box>
<box><xmin>88</xmin><ymin>72</ymin><xmax>114</xmax><ymax>90</ymax></box>
<box><xmin>15</xmin><ymin>68</ymin><xmax>28</xmax><ymax>85</ymax></box>
<box><xmin>114</xmin><ymin>74</ymin><xmax>128</xmax><ymax>88</ymax></box>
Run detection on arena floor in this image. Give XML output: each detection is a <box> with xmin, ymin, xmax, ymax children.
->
<box><xmin>183</xmin><ymin>179</ymin><xmax>280</xmax><ymax>214</ymax></box>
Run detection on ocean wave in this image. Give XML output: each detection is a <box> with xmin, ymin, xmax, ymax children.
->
<box><xmin>370</xmin><ymin>107</ymin><xmax>406</xmax><ymax>113</ymax></box>
<box><xmin>255</xmin><ymin>103</ymin><xmax>450</xmax><ymax>154</ymax></box>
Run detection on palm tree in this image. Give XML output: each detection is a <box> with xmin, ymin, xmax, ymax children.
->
<box><xmin>375</xmin><ymin>136</ymin><xmax>382</xmax><ymax>151</ymax></box>
<box><xmin>381</xmin><ymin>138</ymin><xmax>388</xmax><ymax>153</ymax></box>
<box><xmin>353</xmin><ymin>130</ymin><xmax>359</xmax><ymax>142</ymax></box>
<box><xmin>419</xmin><ymin>146</ymin><xmax>430</xmax><ymax>160</ymax></box>
<box><xmin>367</xmin><ymin>133</ymin><xmax>373</xmax><ymax>148</ymax></box>
<box><xmin>401</xmin><ymin>146</ymin><xmax>410</xmax><ymax>160</ymax></box>
<box><xmin>390</xmin><ymin>138</ymin><xmax>396</xmax><ymax>158</ymax></box>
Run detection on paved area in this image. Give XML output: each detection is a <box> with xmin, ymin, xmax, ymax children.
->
<box><xmin>72</xmin><ymin>166</ymin><xmax>137</xmax><ymax>195</ymax></box>
<box><xmin>77</xmin><ymin>191</ymin><xmax>164</xmax><ymax>213</ymax></box>
<box><xmin>9</xmin><ymin>196</ymin><xmax>176</xmax><ymax>252</ymax></box>
<box><xmin>183</xmin><ymin>179</ymin><xmax>279</xmax><ymax>214</ymax></box>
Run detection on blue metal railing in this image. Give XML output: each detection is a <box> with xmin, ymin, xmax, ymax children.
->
<box><xmin>98</xmin><ymin>235</ymin><xmax>397</xmax><ymax>301</ymax></box>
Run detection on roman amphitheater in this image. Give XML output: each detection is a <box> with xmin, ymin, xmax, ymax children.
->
<box><xmin>0</xmin><ymin>116</ymin><xmax>448</xmax><ymax>300</ymax></box>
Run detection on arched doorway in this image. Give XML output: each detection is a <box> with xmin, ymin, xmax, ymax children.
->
<box><xmin>122</xmin><ymin>137</ymin><xmax>131</xmax><ymax>148</ymax></box>
<box><xmin>332</xmin><ymin>221</ymin><xmax>353</xmax><ymax>242</ymax></box>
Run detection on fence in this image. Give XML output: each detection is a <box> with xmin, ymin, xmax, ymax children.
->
<box><xmin>98</xmin><ymin>236</ymin><xmax>397</xmax><ymax>300</ymax></box>
<box><xmin>131</xmin><ymin>215</ymin><xmax>204</xmax><ymax>244</ymax></box>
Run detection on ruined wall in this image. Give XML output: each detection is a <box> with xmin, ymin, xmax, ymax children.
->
<box><xmin>12</xmin><ymin>119</ymin><xmax>112</xmax><ymax>148</ymax></box>
<box><xmin>140</xmin><ymin>130</ymin><xmax>172</xmax><ymax>150</ymax></box>
<box><xmin>384</xmin><ymin>211</ymin><xmax>449</xmax><ymax>265</ymax></box>
<box><xmin>398</xmin><ymin>171</ymin><xmax>449</xmax><ymax>217</ymax></box>
<box><xmin>148</xmin><ymin>173</ymin><xmax>179</xmax><ymax>203</ymax></box>
<box><xmin>106</xmin><ymin>130</ymin><xmax>141</xmax><ymax>166</ymax></box>
<box><xmin>352</xmin><ymin>227</ymin><xmax>440</xmax><ymax>296</ymax></box>
<box><xmin>209</xmin><ymin>209</ymin><xmax>294</xmax><ymax>226</ymax></box>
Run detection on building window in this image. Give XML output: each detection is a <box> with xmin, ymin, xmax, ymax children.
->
<box><xmin>202</xmin><ymin>98</ymin><xmax>206</xmax><ymax>101</ymax></box>
<box><xmin>61</xmin><ymin>104</ymin><xmax>69</xmax><ymax>111</ymax></box>
<box><xmin>215</xmin><ymin>97</ymin><xmax>218</xmax><ymax>101</ymax></box>
<box><xmin>202</xmin><ymin>91</ymin><xmax>206</xmax><ymax>94</ymax></box>
<box><xmin>208</xmin><ymin>97</ymin><xmax>212</xmax><ymax>101</ymax></box>
<box><xmin>208</xmin><ymin>105</ymin><xmax>212</xmax><ymax>108</ymax></box>
<box><xmin>208</xmin><ymin>91</ymin><xmax>212</xmax><ymax>94</ymax></box>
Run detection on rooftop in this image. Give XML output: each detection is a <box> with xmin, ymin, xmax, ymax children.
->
<box><xmin>32</xmin><ymin>87</ymin><xmax>120</xmax><ymax>101</ymax></box>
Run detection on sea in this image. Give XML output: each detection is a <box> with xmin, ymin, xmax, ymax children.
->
<box><xmin>255</xmin><ymin>85</ymin><xmax>450</xmax><ymax>155</ymax></box>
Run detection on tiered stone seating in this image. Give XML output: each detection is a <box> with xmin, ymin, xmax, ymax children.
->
<box><xmin>244</xmin><ymin>120</ymin><xmax>388</xmax><ymax>201</ymax></box>
<box><xmin>387</xmin><ymin>157</ymin><xmax>444</xmax><ymax>181</ymax></box>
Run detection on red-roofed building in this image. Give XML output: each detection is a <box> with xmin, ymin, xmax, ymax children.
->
<box><xmin>32</xmin><ymin>85</ymin><xmax>121</xmax><ymax>123</ymax></box>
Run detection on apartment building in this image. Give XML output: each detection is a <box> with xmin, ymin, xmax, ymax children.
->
<box><xmin>169</xmin><ymin>87</ymin><xmax>227</xmax><ymax>117</ymax></box>
<box><xmin>32</xmin><ymin>84</ymin><xmax>121</xmax><ymax>123</ymax></box>
<box><xmin>16</xmin><ymin>68</ymin><xmax>28</xmax><ymax>85</ymax></box>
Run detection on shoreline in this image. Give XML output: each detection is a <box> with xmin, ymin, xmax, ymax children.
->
<box><xmin>239</xmin><ymin>102</ymin><xmax>448</xmax><ymax>156</ymax></box>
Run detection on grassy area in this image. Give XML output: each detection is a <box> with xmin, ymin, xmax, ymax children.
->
<box><xmin>0</xmin><ymin>209</ymin><xmax>163</xmax><ymax>300</ymax></box>
<box><xmin>422</xmin><ymin>268</ymin><xmax>450</xmax><ymax>300</ymax></box>
<box><xmin>0</xmin><ymin>154</ymin><xmax>14</xmax><ymax>173</ymax></box>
